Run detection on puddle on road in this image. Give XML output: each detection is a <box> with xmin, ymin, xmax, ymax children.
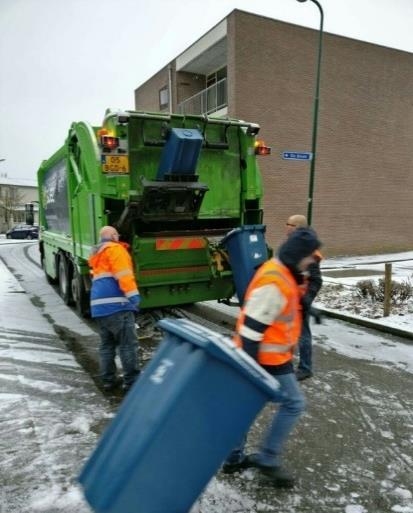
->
<box><xmin>323</xmin><ymin>269</ymin><xmax>384</xmax><ymax>278</ymax></box>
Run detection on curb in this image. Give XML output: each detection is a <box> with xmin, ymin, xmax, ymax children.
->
<box><xmin>190</xmin><ymin>303</ymin><xmax>413</xmax><ymax>344</ymax></box>
<box><xmin>186</xmin><ymin>303</ymin><xmax>237</xmax><ymax>328</ymax></box>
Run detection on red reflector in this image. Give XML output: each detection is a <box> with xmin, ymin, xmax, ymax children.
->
<box><xmin>255</xmin><ymin>145</ymin><xmax>271</xmax><ymax>156</ymax></box>
<box><xmin>101</xmin><ymin>135</ymin><xmax>119</xmax><ymax>151</ymax></box>
<box><xmin>254</xmin><ymin>139</ymin><xmax>271</xmax><ymax>156</ymax></box>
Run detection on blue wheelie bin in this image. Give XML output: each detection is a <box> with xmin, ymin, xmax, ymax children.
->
<box><xmin>157</xmin><ymin>128</ymin><xmax>203</xmax><ymax>180</ymax></box>
<box><xmin>79</xmin><ymin>318</ymin><xmax>281</xmax><ymax>513</ymax></box>
<box><xmin>222</xmin><ymin>224</ymin><xmax>268</xmax><ymax>304</ymax></box>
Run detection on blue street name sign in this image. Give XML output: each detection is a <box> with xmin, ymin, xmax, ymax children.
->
<box><xmin>282</xmin><ymin>151</ymin><xmax>313</xmax><ymax>161</ymax></box>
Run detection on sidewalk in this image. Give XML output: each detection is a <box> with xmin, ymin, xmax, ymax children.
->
<box><xmin>0</xmin><ymin>258</ymin><xmax>111</xmax><ymax>513</ymax></box>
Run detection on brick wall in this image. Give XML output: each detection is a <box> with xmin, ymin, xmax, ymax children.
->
<box><xmin>134</xmin><ymin>65</ymin><xmax>171</xmax><ymax>112</ymax></box>
<box><xmin>230</xmin><ymin>10</ymin><xmax>413</xmax><ymax>255</ymax></box>
<box><xmin>176</xmin><ymin>71</ymin><xmax>206</xmax><ymax>106</ymax></box>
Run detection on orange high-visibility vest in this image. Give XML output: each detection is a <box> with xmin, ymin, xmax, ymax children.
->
<box><xmin>88</xmin><ymin>241</ymin><xmax>140</xmax><ymax>317</ymax></box>
<box><xmin>234</xmin><ymin>258</ymin><xmax>302</xmax><ymax>366</ymax></box>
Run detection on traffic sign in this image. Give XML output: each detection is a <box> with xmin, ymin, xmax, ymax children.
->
<box><xmin>282</xmin><ymin>151</ymin><xmax>313</xmax><ymax>161</ymax></box>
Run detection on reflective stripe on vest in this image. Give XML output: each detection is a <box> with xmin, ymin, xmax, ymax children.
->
<box><xmin>239</xmin><ymin>324</ymin><xmax>264</xmax><ymax>341</ymax></box>
<box><xmin>91</xmin><ymin>297</ymin><xmax>130</xmax><ymax>306</ymax></box>
<box><xmin>260</xmin><ymin>343</ymin><xmax>295</xmax><ymax>354</ymax></box>
<box><xmin>93</xmin><ymin>272</ymin><xmax>113</xmax><ymax>281</ymax></box>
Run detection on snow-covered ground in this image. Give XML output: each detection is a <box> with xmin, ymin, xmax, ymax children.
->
<box><xmin>0</xmin><ymin>241</ymin><xmax>412</xmax><ymax>513</ymax></box>
<box><xmin>0</xmin><ymin>256</ymin><xmax>108</xmax><ymax>513</ymax></box>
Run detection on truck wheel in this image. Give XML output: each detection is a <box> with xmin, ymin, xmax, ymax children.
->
<box><xmin>72</xmin><ymin>267</ymin><xmax>90</xmax><ymax>318</ymax></box>
<box><xmin>58</xmin><ymin>254</ymin><xmax>74</xmax><ymax>305</ymax></box>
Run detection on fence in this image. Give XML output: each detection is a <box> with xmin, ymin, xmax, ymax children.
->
<box><xmin>178</xmin><ymin>78</ymin><xmax>227</xmax><ymax>116</ymax></box>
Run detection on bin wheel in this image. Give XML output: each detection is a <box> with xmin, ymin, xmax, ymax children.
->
<box><xmin>72</xmin><ymin>267</ymin><xmax>90</xmax><ymax>318</ymax></box>
<box><xmin>58</xmin><ymin>254</ymin><xmax>74</xmax><ymax>305</ymax></box>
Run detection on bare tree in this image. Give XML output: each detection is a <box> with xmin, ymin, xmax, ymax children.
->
<box><xmin>0</xmin><ymin>185</ymin><xmax>25</xmax><ymax>227</ymax></box>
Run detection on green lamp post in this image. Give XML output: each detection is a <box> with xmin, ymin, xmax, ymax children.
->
<box><xmin>296</xmin><ymin>0</ymin><xmax>324</xmax><ymax>226</ymax></box>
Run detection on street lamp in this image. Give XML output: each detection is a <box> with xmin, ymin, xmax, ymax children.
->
<box><xmin>296</xmin><ymin>0</ymin><xmax>324</xmax><ymax>226</ymax></box>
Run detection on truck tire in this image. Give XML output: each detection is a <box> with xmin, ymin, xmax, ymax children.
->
<box><xmin>58</xmin><ymin>254</ymin><xmax>74</xmax><ymax>305</ymax></box>
<box><xmin>72</xmin><ymin>267</ymin><xmax>90</xmax><ymax>318</ymax></box>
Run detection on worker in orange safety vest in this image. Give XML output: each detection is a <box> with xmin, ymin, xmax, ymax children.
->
<box><xmin>89</xmin><ymin>226</ymin><xmax>141</xmax><ymax>393</ymax></box>
<box><xmin>222</xmin><ymin>227</ymin><xmax>322</xmax><ymax>488</ymax></box>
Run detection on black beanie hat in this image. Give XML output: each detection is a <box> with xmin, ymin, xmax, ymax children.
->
<box><xmin>278</xmin><ymin>227</ymin><xmax>321</xmax><ymax>270</ymax></box>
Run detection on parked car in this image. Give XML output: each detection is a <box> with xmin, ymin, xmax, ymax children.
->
<box><xmin>6</xmin><ymin>224</ymin><xmax>39</xmax><ymax>239</ymax></box>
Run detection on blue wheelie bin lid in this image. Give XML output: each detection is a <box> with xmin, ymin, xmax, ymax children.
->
<box><xmin>221</xmin><ymin>223</ymin><xmax>267</xmax><ymax>245</ymax></box>
<box><xmin>158</xmin><ymin>318</ymin><xmax>281</xmax><ymax>399</ymax></box>
<box><xmin>221</xmin><ymin>224</ymin><xmax>268</xmax><ymax>304</ymax></box>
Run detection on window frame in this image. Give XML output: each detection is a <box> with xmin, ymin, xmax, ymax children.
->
<box><xmin>159</xmin><ymin>86</ymin><xmax>169</xmax><ymax>111</ymax></box>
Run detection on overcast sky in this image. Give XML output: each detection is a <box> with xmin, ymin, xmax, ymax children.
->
<box><xmin>1</xmin><ymin>0</ymin><xmax>412</xmax><ymax>181</ymax></box>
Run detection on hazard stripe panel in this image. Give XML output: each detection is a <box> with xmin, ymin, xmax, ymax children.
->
<box><xmin>155</xmin><ymin>238</ymin><xmax>207</xmax><ymax>250</ymax></box>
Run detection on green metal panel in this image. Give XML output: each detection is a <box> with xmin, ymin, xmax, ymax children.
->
<box><xmin>139</xmin><ymin>277</ymin><xmax>234</xmax><ymax>309</ymax></box>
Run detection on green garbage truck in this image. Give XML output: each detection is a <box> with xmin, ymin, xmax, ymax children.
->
<box><xmin>37</xmin><ymin>109</ymin><xmax>270</xmax><ymax>316</ymax></box>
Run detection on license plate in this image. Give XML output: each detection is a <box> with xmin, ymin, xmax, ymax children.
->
<box><xmin>102</xmin><ymin>155</ymin><xmax>129</xmax><ymax>174</ymax></box>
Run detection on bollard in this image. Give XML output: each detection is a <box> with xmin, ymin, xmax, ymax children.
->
<box><xmin>383</xmin><ymin>263</ymin><xmax>392</xmax><ymax>317</ymax></box>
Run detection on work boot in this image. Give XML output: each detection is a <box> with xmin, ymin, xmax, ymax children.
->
<box><xmin>296</xmin><ymin>369</ymin><xmax>313</xmax><ymax>381</ymax></box>
<box><xmin>122</xmin><ymin>371</ymin><xmax>140</xmax><ymax>393</ymax></box>
<box><xmin>122</xmin><ymin>383</ymin><xmax>133</xmax><ymax>393</ymax></box>
<box><xmin>245</xmin><ymin>454</ymin><xmax>295</xmax><ymax>488</ymax></box>
<box><xmin>102</xmin><ymin>381</ymin><xmax>117</xmax><ymax>392</ymax></box>
<box><xmin>222</xmin><ymin>457</ymin><xmax>251</xmax><ymax>475</ymax></box>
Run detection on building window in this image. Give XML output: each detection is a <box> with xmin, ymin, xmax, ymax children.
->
<box><xmin>206</xmin><ymin>66</ymin><xmax>227</xmax><ymax>114</ymax></box>
<box><xmin>159</xmin><ymin>86</ymin><xmax>169</xmax><ymax>111</ymax></box>
<box><xmin>206</xmin><ymin>66</ymin><xmax>227</xmax><ymax>88</ymax></box>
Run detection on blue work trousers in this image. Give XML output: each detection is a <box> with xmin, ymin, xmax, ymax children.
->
<box><xmin>298</xmin><ymin>312</ymin><xmax>312</xmax><ymax>372</ymax></box>
<box><xmin>226</xmin><ymin>371</ymin><xmax>305</xmax><ymax>467</ymax></box>
<box><xmin>96</xmin><ymin>311</ymin><xmax>139</xmax><ymax>386</ymax></box>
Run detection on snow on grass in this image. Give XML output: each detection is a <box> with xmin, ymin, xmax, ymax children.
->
<box><xmin>318</xmin><ymin>252</ymin><xmax>413</xmax><ymax>329</ymax></box>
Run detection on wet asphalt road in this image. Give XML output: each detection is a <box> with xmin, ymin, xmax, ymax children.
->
<box><xmin>1</xmin><ymin>241</ymin><xmax>412</xmax><ymax>513</ymax></box>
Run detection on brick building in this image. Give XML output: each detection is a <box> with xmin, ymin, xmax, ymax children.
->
<box><xmin>134</xmin><ymin>9</ymin><xmax>413</xmax><ymax>255</ymax></box>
